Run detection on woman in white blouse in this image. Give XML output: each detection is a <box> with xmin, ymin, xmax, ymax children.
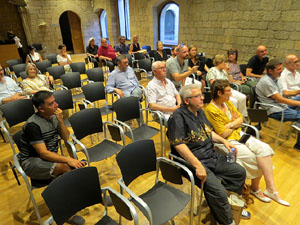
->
<box><xmin>57</xmin><ymin>44</ymin><xmax>72</xmax><ymax>72</ymax></box>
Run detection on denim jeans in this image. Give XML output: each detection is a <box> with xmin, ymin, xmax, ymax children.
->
<box><xmin>269</xmin><ymin>108</ymin><xmax>300</xmax><ymax>145</ymax></box>
<box><xmin>288</xmin><ymin>95</ymin><xmax>300</xmax><ymax>109</ymax></box>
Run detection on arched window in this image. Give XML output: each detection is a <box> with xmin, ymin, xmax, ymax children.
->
<box><xmin>118</xmin><ymin>0</ymin><xmax>130</xmax><ymax>40</ymax></box>
<box><xmin>160</xmin><ymin>3</ymin><xmax>179</xmax><ymax>45</ymax></box>
<box><xmin>100</xmin><ymin>10</ymin><xmax>109</xmax><ymax>40</ymax></box>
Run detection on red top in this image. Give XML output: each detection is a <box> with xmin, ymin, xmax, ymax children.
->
<box><xmin>97</xmin><ymin>45</ymin><xmax>116</xmax><ymax>59</ymax></box>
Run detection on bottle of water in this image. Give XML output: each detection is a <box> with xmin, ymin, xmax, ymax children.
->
<box><xmin>227</xmin><ymin>148</ymin><xmax>236</xmax><ymax>163</ymax></box>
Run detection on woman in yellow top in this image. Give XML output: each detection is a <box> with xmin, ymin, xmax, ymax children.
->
<box><xmin>22</xmin><ymin>63</ymin><xmax>54</xmax><ymax>95</ymax></box>
<box><xmin>205</xmin><ymin>80</ymin><xmax>289</xmax><ymax>206</ymax></box>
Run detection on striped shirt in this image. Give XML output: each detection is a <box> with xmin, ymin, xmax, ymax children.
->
<box><xmin>22</xmin><ymin>74</ymin><xmax>50</xmax><ymax>95</ymax></box>
<box><xmin>18</xmin><ymin>113</ymin><xmax>60</xmax><ymax>161</ymax></box>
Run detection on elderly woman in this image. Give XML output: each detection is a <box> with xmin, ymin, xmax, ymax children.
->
<box><xmin>205</xmin><ymin>80</ymin><xmax>289</xmax><ymax>206</ymax></box>
<box><xmin>22</xmin><ymin>63</ymin><xmax>53</xmax><ymax>95</ymax></box>
<box><xmin>57</xmin><ymin>44</ymin><xmax>72</xmax><ymax>72</ymax></box>
<box><xmin>206</xmin><ymin>54</ymin><xmax>247</xmax><ymax>117</ymax></box>
<box><xmin>153</xmin><ymin>41</ymin><xmax>168</xmax><ymax>62</ymax></box>
<box><xmin>86</xmin><ymin>37</ymin><xmax>99</xmax><ymax>67</ymax></box>
<box><xmin>188</xmin><ymin>45</ymin><xmax>208</xmax><ymax>91</ymax></box>
<box><xmin>26</xmin><ymin>45</ymin><xmax>43</xmax><ymax>64</ymax></box>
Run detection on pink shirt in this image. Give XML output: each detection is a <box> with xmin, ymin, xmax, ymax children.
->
<box><xmin>97</xmin><ymin>45</ymin><xmax>116</xmax><ymax>59</ymax></box>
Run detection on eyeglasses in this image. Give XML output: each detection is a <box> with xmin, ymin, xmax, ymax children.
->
<box><xmin>156</xmin><ymin>67</ymin><xmax>166</xmax><ymax>70</ymax></box>
<box><xmin>187</xmin><ymin>94</ymin><xmax>203</xmax><ymax>99</ymax></box>
<box><xmin>289</xmin><ymin>60</ymin><xmax>299</xmax><ymax>64</ymax></box>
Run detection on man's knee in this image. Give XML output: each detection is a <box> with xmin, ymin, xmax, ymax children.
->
<box><xmin>53</xmin><ymin>163</ymin><xmax>71</xmax><ymax>176</ymax></box>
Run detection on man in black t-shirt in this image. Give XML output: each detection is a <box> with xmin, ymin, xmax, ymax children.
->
<box><xmin>246</xmin><ymin>45</ymin><xmax>269</xmax><ymax>79</ymax></box>
<box><xmin>18</xmin><ymin>91</ymin><xmax>85</xmax><ymax>180</ymax></box>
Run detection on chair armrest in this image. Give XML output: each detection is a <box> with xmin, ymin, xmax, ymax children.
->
<box><xmin>82</xmin><ymin>99</ymin><xmax>95</xmax><ymax>108</ymax></box>
<box><xmin>65</xmin><ymin>139</ymin><xmax>78</xmax><ymax>159</ymax></box>
<box><xmin>231</xmin><ymin>82</ymin><xmax>241</xmax><ymax>91</ymax></box>
<box><xmin>113</xmin><ymin>118</ymin><xmax>134</xmax><ymax>141</ymax></box>
<box><xmin>254</xmin><ymin>102</ymin><xmax>285</xmax><ymax>122</ymax></box>
<box><xmin>69</xmin><ymin>134</ymin><xmax>90</xmax><ymax>164</ymax></box>
<box><xmin>241</xmin><ymin>123</ymin><xmax>260</xmax><ymax>139</ymax></box>
<box><xmin>118</xmin><ymin>178</ymin><xmax>153</xmax><ymax>223</ymax></box>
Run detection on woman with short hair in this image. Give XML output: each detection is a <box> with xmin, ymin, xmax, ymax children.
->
<box><xmin>57</xmin><ymin>44</ymin><xmax>72</xmax><ymax>72</ymax></box>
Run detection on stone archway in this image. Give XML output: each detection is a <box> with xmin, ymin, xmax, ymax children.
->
<box><xmin>59</xmin><ymin>11</ymin><xmax>84</xmax><ymax>53</ymax></box>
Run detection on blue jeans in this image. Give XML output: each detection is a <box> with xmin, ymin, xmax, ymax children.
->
<box><xmin>288</xmin><ymin>95</ymin><xmax>300</xmax><ymax>109</ymax></box>
<box><xmin>269</xmin><ymin>108</ymin><xmax>300</xmax><ymax>145</ymax></box>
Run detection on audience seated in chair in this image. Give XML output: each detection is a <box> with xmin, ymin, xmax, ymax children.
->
<box><xmin>57</xmin><ymin>44</ymin><xmax>72</xmax><ymax>72</ymax></box>
<box><xmin>188</xmin><ymin>45</ymin><xmax>208</xmax><ymax>91</ymax></box>
<box><xmin>106</xmin><ymin>54</ymin><xmax>143</xmax><ymax>99</ymax></box>
<box><xmin>146</xmin><ymin>61</ymin><xmax>181</xmax><ymax>126</ymax></box>
<box><xmin>0</xmin><ymin>64</ymin><xmax>26</xmax><ymax>105</ymax></box>
<box><xmin>115</xmin><ymin>35</ymin><xmax>130</xmax><ymax>55</ymax></box>
<box><xmin>25</xmin><ymin>45</ymin><xmax>43</xmax><ymax>64</ymax></box>
<box><xmin>129</xmin><ymin>35</ymin><xmax>146</xmax><ymax>54</ymax></box>
<box><xmin>246</xmin><ymin>45</ymin><xmax>268</xmax><ymax>79</ymax></box>
<box><xmin>206</xmin><ymin>54</ymin><xmax>248</xmax><ymax>117</ymax></box>
<box><xmin>97</xmin><ymin>38</ymin><xmax>116</xmax><ymax>72</ymax></box>
<box><xmin>166</xmin><ymin>44</ymin><xmax>199</xmax><ymax>90</ymax></box>
<box><xmin>256</xmin><ymin>59</ymin><xmax>300</xmax><ymax>151</ymax></box>
<box><xmin>86</xmin><ymin>37</ymin><xmax>99</xmax><ymax>68</ymax></box>
<box><xmin>153</xmin><ymin>41</ymin><xmax>168</xmax><ymax>62</ymax></box>
<box><xmin>280</xmin><ymin>54</ymin><xmax>300</xmax><ymax>104</ymax></box>
<box><xmin>167</xmin><ymin>83</ymin><xmax>247</xmax><ymax>225</ymax></box>
<box><xmin>22</xmin><ymin>63</ymin><xmax>54</xmax><ymax>95</ymax></box>
<box><xmin>205</xmin><ymin>80</ymin><xmax>290</xmax><ymax>207</ymax></box>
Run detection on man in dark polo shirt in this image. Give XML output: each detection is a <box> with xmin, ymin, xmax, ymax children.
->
<box><xmin>18</xmin><ymin>91</ymin><xmax>85</xmax><ymax>180</ymax></box>
<box><xmin>115</xmin><ymin>35</ymin><xmax>130</xmax><ymax>55</ymax></box>
<box><xmin>246</xmin><ymin>45</ymin><xmax>269</xmax><ymax>79</ymax></box>
<box><xmin>167</xmin><ymin>83</ymin><xmax>247</xmax><ymax>225</ymax></box>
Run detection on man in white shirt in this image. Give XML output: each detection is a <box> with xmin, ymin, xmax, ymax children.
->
<box><xmin>280</xmin><ymin>54</ymin><xmax>300</xmax><ymax>106</ymax></box>
<box><xmin>146</xmin><ymin>61</ymin><xmax>181</xmax><ymax>125</ymax></box>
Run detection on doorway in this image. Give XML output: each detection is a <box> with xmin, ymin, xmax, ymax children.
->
<box><xmin>59</xmin><ymin>11</ymin><xmax>84</xmax><ymax>54</ymax></box>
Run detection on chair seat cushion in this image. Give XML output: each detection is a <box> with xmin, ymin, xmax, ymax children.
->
<box><xmin>87</xmin><ymin>140</ymin><xmax>122</xmax><ymax>162</ymax></box>
<box><xmin>95</xmin><ymin>215</ymin><xmax>118</xmax><ymax>225</ymax></box>
<box><xmin>125</xmin><ymin>125</ymin><xmax>159</xmax><ymax>141</ymax></box>
<box><xmin>132</xmin><ymin>181</ymin><xmax>191</xmax><ymax>225</ymax></box>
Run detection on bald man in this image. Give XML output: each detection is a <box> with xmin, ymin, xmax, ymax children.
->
<box><xmin>280</xmin><ymin>55</ymin><xmax>300</xmax><ymax>96</ymax></box>
<box><xmin>246</xmin><ymin>45</ymin><xmax>269</xmax><ymax>78</ymax></box>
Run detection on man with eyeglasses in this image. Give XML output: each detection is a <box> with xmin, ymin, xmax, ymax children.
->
<box><xmin>280</xmin><ymin>55</ymin><xmax>300</xmax><ymax>102</ymax></box>
<box><xmin>146</xmin><ymin>61</ymin><xmax>181</xmax><ymax>125</ymax></box>
<box><xmin>166</xmin><ymin>44</ymin><xmax>199</xmax><ymax>90</ymax></box>
<box><xmin>167</xmin><ymin>83</ymin><xmax>246</xmax><ymax>225</ymax></box>
<box><xmin>246</xmin><ymin>45</ymin><xmax>269</xmax><ymax>79</ymax></box>
<box><xmin>0</xmin><ymin>64</ymin><xmax>26</xmax><ymax>105</ymax></box>
<box><xmin>115</xmin><ymin>35</ymin><xmax>130</xmax><ymax>55</ymax></box>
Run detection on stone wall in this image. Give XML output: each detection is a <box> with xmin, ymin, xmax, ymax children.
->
<box><xmin>6</xmin><ymin>0</ymin><xmax>300</xmax><ymax>63</ymax></box>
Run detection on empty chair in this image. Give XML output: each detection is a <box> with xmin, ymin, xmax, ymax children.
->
<box><xmin>42</xmin><ymin>167</ymin><xmax>138</xmax><ymax>225</ymax></box>
<box><xmin>138</xmin><ymin>58</ymin><xmax>153</xmax><ymax>78</ymax></box>
<box><xmin>36</xmin><ymin>60</ymin><xmax>52</xmax><ymax>74</ymax></box>
<box><xmin>47</xmin><ymin>65</ymin><xmax>65</xmax><ymax>89</ymax></box>
<box><xmin>116</xmin><ymin>139</ymin><xmax>195</xmax><ymax>225</ymax></box>
<box><xmin>0</xmin><ymin>99</ymin><xmax>35</xmax><ymax>154</ymax></box>
<box><xmin>12</xmin><ymin>63</ymin><xmax>27</xmax><ymax>78</ymax></box>
<box><xmin>133</xmin><ymin>52</ymin><xmax>145</xmax><ymax>60</ymax></box>
<box><xmin>86</xmin><ymin>67</ymin><xmax>104</xmax><ymax>82</ymax></box>
<box><xmin>112</xmin><ymin>96</ymin><xmax>164</xmax><ymax>156</ymax></box>
<box><xmin>61</xmin><ymin>72</ymin><xmax>85</xmax><ymax>100</ymax></box>
<box><xmin>6</xmin><ymin>58</ymin><xmax>23</xmax><ymax>71</ymax></box>
<box><xmin>81</xmin><ymin>82</ymin><xmax>112</xmax><ymax>119</ymax></box>
<box><xmin>67</xmin><ymin>108</ymin><xmax>125</xmax><ymax>165</ymax></box>
<box><xmin>70</xmin><ymin>62</ymin><xmax>86</xmax><ymax>75</ymax></box>
<box><xmin>46</xmin><ymin>54</ymin><xmax>58</xmax><ymax>64</ymax></box>
<box><xmin>142</xmin><ymin>45</ymin><xmax>151</xmax><ymax>53</ymax></box>
<box><xmin>164</xmin><ymin>48</ymin><xmax>172</xmax><ymax>56</ymax></box>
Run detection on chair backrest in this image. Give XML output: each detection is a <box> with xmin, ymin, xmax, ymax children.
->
<box><xmin>86</xmin><ymin>68</ymin><xmax>104</xmax><ymax>82</ymax></box>
<box><xmin>70</xmin><ymin>62</ymin><xmax>86</xmax><ymax>74</ymax></box>
<box><xmin>81</xmin><ymin>82</ymin><xmax>105</xmax><ymax>102</ymax></box>
<box><xmin>47</xmin><ymin>65</ymin><xmax>65</xmax><ymax>80</ymax></box>
<box><xmin>46</xmin><ymin>54</ymin><xmax>58</xmax><ymax>64</ymax></box>
<box><xmin>163</xmin><ymin>48</ymin><xmax>171</xmax><ymax>56</ymax></box>
<box><xmin>12</xmin><ymin>63</ymin><xmax>27</xmax><ymax>77</ymax></box>
<box><xmin>36</xmin><ymin>60</ymin><xmax>52</xmax><ymax>74</ymax></box>
<box><xmin>240</xmin><ymin>64</ymin><xmax>247</xmax><ymax>76</ymax></box>
<box><xmin>19</xmin><ymin>71</ymin><xmax>28</xmax><ymax>80</ymax></box>
<box><xmin>205</xmin><ymin>58</ymin><xmax>214</xmax><ymax>68</ymax></box>
<box><xmin>142</xmin><ymin>45</ymin><xmax>151</xmax><ymax>53</ymax></box>
<box><xmin>116</xmin><ymin>139</ymin><xmax>157</xmax><ymax>186</ymax></box>
<box><xmin>61</xmin><ymin>72</ymin><xmax>81</xmax><ymax>89</ymax></box>
<box><xmin>32</xmin><ymin>43</ymin><xmax>43</xmax><ymax>51</ymax></box>
<box><xmin>0</xmin><ymin>99</ymin><xmax>35</xmax><ymax>127</ymax></box>
<box><xmin>41</xmin><ymin>167</ymin><xmax>103</xmax><ymax>225</ymax></box>
<box><xmin>6</xmin><ymin>58</ymin><xmax>23</xmax><ymax>71</ymax></box>
<box><xmin>69</xmin><ymin>108</ymin><xmax>103</xmax><ymax>140</ymax></box>
<box><xmin>52</xmin><ymin>89</ymin><xmax>74</xmax><ymax>110</ymax></box>
<box><xmin>149</xmin><ymin>50</ymin><xmax>156</xmax><ymax>58</ymax></box>
<box><xmin>138</xmin><ymin>58</ymin><xmax>152</xmax><ymax>72</ymax></box>
<box><xmin>133</xmin><ymin>52</ymin><xmax>145</xmax><ymax>60</ymax></box>
<box><xmin>112</xmin><ymin>96</ymin><xmax>140</xmax><ymax>122</ymax></box>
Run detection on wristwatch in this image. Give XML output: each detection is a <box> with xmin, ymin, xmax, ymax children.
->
<box><xmin>229</xmin><ymin>123</ymin><xmax>233</xmax><ymax>128</ymax></box>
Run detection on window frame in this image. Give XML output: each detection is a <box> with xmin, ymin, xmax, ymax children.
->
<box><xmin>118</xmin><ymin>0</ymin><xmax>131</xmax><ymax>40</ymax></box>
<box><xmin>100</xmin><ymin>10</ymin><xmax>109</xmax><ymax>40</ymax></box>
